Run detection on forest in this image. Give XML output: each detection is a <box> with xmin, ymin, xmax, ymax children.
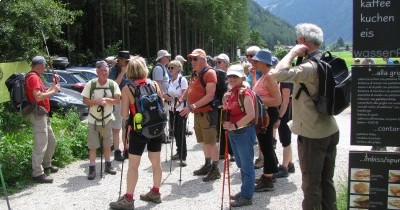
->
<box><xmin>0</xmin><ymin>0</ymin><xmax>295</xmax><ymax>65</ymax></box>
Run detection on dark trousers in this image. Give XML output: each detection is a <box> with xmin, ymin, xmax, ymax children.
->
<box><xmin>257</xmin><ymin>107</ymin><xmax>279</xmax><ymax>174</ymax></box>
<box><xmin>278</xmin><ymin>100</ymin><xmax>292</xmax><ymax>147</ymax></box>
<box><xmin>298</xmin><ymin>131</ymin><xmax>339</xmax><ymax>210</ymax></box>
<box><xmin>169</xmin><ymin>111</ymin><xmax>187</xmax><ymax>160</ymax></box>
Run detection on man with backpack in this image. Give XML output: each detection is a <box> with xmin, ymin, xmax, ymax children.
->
<box><xmin>108</xmin><ymin>51</ymin><xmax>130</xmax><ymax>161</ymax></box>
<box><xmin>82</xmin><ymin>60</ymin><xmax>121</xmax><ymax>180</ymax></box>
<box><xmin>271</xmin><ymin>23</ymin><xmax>339</xmax><ymax>210</ymax></box>
<box><xmin>180</xmin><ymin>49</ymin><xmax>221</xmax><ymax>182</ymax></box>
<box><xmin>26</xmin><ymin>56</ymin><xmax>61</xmax><ymax>183</ymax></box>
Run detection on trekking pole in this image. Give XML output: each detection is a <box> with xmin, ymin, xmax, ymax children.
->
<box><xmin>164</xmin><ymin>125</ymin><xmax>168</xmax><ymax>163</ymax></box>
<box><xmin>220</xmin><ymin>110</ymin><xmax>232</xmax><ymax>210</ymax></box>
<box><xmin>225</xmin><ymin>130</ymin><xmax>232</xmax><ymax>209</ymax></box>
<box><xmin>119</xmin><ymin>123</ymin><xmax>130</xmax><ymax>199</ymax></box>
<box><xmin>169</xmin><ymin>98</ymin><xmax>177</xmax><ymax>174</ymax></box>
<box><xmin>179</xmin><ymin>100</ymin><xmax>187</xmax><ymax>184</ymax></box>
<box><xmin>41</xmin><ymin>30</ymin><xmax>57</xmax><ymax>84</ymax></box>
<box><xmin>0</xmin><ymin>164</ymin><xmax>12</xmax><ymax>210</ymax></box>
<box><xmin>99</xmin><ymin>133</ymin><xmax>103</xmax><ymax>179</ymax></box>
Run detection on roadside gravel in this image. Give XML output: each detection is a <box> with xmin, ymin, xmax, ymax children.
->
<box><xmin>1</xmin><ymin>108</ymin><xmax>358</xmax><ymax>210</ymax></box>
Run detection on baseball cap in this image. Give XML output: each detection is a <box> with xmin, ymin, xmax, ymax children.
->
<box><xmin>216</xmin><ymin>53</ymin><xmax>230</xmax><ymax>64</ymax></box>
<box><xmin>226</xmin><ymin>64</ymin><xmax>245</xmax><ymax>78</ymax></box>
<box><xmin>175</xmin><ymin>55</ymin><xmax>187</xmax><ymax>63</ymax></box>
<box><xmin>188</xmin><ymin>49</ymin><xmax>206</xmax><ymax>59</ymax></box>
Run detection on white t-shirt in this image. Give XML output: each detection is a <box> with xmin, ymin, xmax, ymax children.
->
<box><xmin>165</xmin><ymin>76</ymin><xmax>188</xmax><ymax>112</ymax></box>
<box><xmin>81</xmin><ymin>79</ymin><xmax>121</xmax><ymax>125</ymax></box>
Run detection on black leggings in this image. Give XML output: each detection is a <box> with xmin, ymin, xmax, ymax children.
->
<box><xmin>257</xmin><ymin>107</ymin><xmax>279</xmax><ymax>174</ymax></box>
<box><xmin>278</xmin><ymin>100</ymin><xmax>292</xmax><ymax>147</ymax></box>
<box><xmin>169</xmin><ymin>111</ymin><xmax>187</xmax><ymax>160</ymax></box>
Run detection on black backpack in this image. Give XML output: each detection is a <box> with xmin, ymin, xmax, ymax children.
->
<box><xmin>127</xmin><ymin>79</ymin><xmax>167</xmax><ymax>139</ymax></box>
<box><xmin>5</xmin><ymin>72</ymin><xmax>37</xmax><ymax>114</ymax></box>
<box><xmin>295</xmin><ymin>51</ymin><xmax>351</xmax><ymax>115</ymax></box>
<box><xmin>198</xmin><ymin>67</ymin><xmax>228</xmax><ymax>108</ymax></box>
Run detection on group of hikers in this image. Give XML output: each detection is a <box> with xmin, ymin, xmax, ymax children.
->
<box><xmin>25</xmin><ymin>23</ymin><xmax>340</xmax><ymax>210</ymax></box>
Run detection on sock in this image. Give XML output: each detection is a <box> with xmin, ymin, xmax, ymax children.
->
<box><xmin>89</xmin><ymin>163</ymin><xmax>96</xmax><ymax>167</ymax></box>
<box><xmin>151</xmin><ymin>187</ymin><xmax>160</xmax><ymax>193</ymax></box>
<box><xmin>125</xmin><ymin>193</ymin><xmax>134</xmax><ymax>200</ymax></box>
<box><xmin>205</xmin><ymin>158</ymin><xmax>211</xmax><ymax>166</ymax></box>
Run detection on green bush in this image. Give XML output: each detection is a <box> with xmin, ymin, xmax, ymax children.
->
<box><xmin>0</xmin><ymin>103</ymin><xmax>88</xmax><ymax>193</ymax></box>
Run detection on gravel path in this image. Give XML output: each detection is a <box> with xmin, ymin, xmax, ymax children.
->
<box><xmin>1</xmin><ymin>108</ymin><xmax>355</xmax><ymax>210</ymax></box>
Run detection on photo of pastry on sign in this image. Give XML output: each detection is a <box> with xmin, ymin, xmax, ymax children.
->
<box><xmin>389</xmin><ymin>184</ymin><xmax>400</xmax><ymax>197</ymax></box>
<box><xmin>390</xmin><ymin>170</ymin><xmax>400</xmax><ymax>184</ymax></box>
<box><xmin>388</xmin><ymin>197</ymin><xmax>400</xmax><ymax>209</ymax></box>
<box><xmin>350</xmin><ymin>195</ymin><xmax>369</xmax><ymax>208</ymax></box>
<box><xmin>351</xmin><ymin>182</ymin><xmax>369</xmax><ymax>194</ymax></box>
<box><xmin>351</xmin><ymin>168</ymin><xmax>370</xmax><ymax>181</ymax></box>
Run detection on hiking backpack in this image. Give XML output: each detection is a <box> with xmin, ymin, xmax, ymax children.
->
<box><xmin>5</xmin><ymin>72</ymin><xmax>37</xmax><ymax>114</ymax></box>
<box><xmin>295</xmin><ymin>51</ymin><xmax>351</xmax><ymax>115</ymax></box>
<box><xmin>127</xmin><ymin>79</ymin><xmax>167</xmax><ymax>139</ymax></box>
<box><xmin>89</xmin><ymin>79</ymin><xmax>115</xmax><ymax>99</ymax></box>
<box><xmin>238</xmin><ymin>88</ymin><xmax>270</xmax><ymax>134</ymax></box>
<box><xmin>198</xmin><ymin>67</ymin><xmax>228</xmax><ymax>108</ymax></box>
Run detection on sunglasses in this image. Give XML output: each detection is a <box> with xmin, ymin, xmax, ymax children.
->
<box><xmin>227</xmin><ymin>75</ymin><xmax>239</xmax><ymax>79</ymax></box>
<box><xmin>191</xmin><ymin>57</ymin><xmax>199</xmax><ymax>62</ymax></box>
<box><xmin>217</xmin><ymin>61</ymin><xmax>224</xmax><ymax>64</ymax></box>
<box><xmin>246</xmin><ymin>54</ymin><xmax>254</xmax><ymax>58</ymax></box>
<box><xmin>168</xmin><ymin>66</ymin><xmax>176</xmax><ymax>70</ymax></box>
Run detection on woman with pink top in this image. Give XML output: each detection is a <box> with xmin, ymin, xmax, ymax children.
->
<box><xmin>251</xmin><ymin>49</ymin><xmax>282</xmax><ymax>192</ymax></box>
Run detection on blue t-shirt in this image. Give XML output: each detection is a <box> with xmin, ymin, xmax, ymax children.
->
<box><xmin>246</xmin><ymin>70</ymin><xmax>263</xmax><ymax>87</ymax></box>
<box><xmin>109</xmin><ymin>65</ymin><xmax>127</xmax><ymax>89</ymax></box>
<box><xmin>152</xmin><ymin>63</ymin><xmax>169</xmax><ymax>93</ymax></box>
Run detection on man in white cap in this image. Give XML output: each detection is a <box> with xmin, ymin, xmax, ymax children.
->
<box><xmin>26</xmin><ymin>56</ymin><xmax>61</xmax><ymax>183</ymax></box>
<box><xmin>153</xmin><ymin>49</ymin><xmax>171</xmax><ymax>96</ymax></box>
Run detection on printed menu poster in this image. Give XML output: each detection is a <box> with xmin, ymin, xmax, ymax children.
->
<box><xmin>351</xmin><ymin>65</ymin><xmax>400</xmax><ymax>146</ymax></box>
<box><xmin>348</xmin><ymin>151</ymin><xmax>400</xmax><ymax>209</ymax></box>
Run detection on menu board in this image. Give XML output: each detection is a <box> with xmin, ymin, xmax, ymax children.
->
<box><xmin>351</xmin><ymin>65</ymin><xmax>400</xmax><ymax>146</ymax></box>
<box><xmin>353</xmin><ymin>0</ymin><xmax>400</xmax><ymax>58</ymax></box>
<box><xmin>348</xmin><ymin>151</ymin><xmax>400</xmax><ymax>209</ymax></box>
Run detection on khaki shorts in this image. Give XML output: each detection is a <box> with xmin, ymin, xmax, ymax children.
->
<box><xmin>88</xmin><ymin>121</ymin><xmax>113</xmax><ymax>149</ymax></box>
<box><xmin>111</xmin><ymin>103</ymin><xmax>122</xmax><ymax>129</ymax></box>
<box><xmin>193</xmin><ymin>112</ymin><xmax>218</xmax><ymax>144</ymax></box>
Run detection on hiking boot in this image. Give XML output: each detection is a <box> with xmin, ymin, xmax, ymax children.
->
<box><xmin>105</xmin><ymin>162</ymin><xmax>117</xmax><ymax>175</ymax></box>
<box><xmin>254</xmin><ymin>158</ymin><xmax>263</xmax><ymax>169</ymax></box>
<box><xmin>32</xmin><ymin>174</ymin><xmax>53</xmax><ymax>184</ymax></box>
<box><xmin>123</xmin><ymin>150</ymin><xmax>129</xmax><ymax>159</ymax></box>
<box><xmin>140</xmin><ymin>190</ymin><xmax>162</xmax><ymax>204</ymax></box>
<box><xmin>203</xmin><ymin>164</ymin><xmax>221</xmax><ymax>182</ymax></box>
<box><xmin>193</xmin><ymin>164</ymin><xmax>212</xmax><ymax>176</ymax></box>
<box><xmin>109</xmin><ymin>195</ymin><xmax>135</xmax><ymax>210</ymax></box>
<box><xmin>88</xmin><ymin>165</ymin><xmax>96</xmax><ymax>180</ymax></box>
<box><xmin>254</xmin><ymin>175</ymin><xmax>274</xmax><ymax>192</ymax></box>
<box><xmin>273</xmin><ymin>165</ymin><xmax>289</xmax><ymax>178</ymax></box>
<box><xmin>230</xmin><ymin>192</ymin><xmax>241</xmax><ymax>201</ymax></box>
<box><xmin>179</xmin><ymin>160</ymin><xmax>187</xmax><ymax>167</ymax></box>
<box><xmin>171</xmin><ymin>153</ymin><xmax>180</xmax><ymax>161</ymax></box>
<box><xmin>231</xmin><ymin>196</ymin><xmax>252</xmax><ymax>208</ymax></box>
<box><xmin>255</xmin><ymin>174</ymin><xmax>276</xmax><ymax>184</ymax></box>
<box><xmin>288</xmin><ymin>162</ymin><xmax>295</xmax><ymax>173</ymax></box>
<box><xmin>44</xmin><ymin>166</ymin><xmax>59</xmax><ymax>175</ymax></box>
<box><xmin>114</xmin><ymin>150</ymin><xmax>125</xmax><ymax>162</ymax></box>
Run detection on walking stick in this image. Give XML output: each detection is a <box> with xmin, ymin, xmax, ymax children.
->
<box><xmin>119</xmin><ymin>122</ymin><xmax>130</xmax><ymax>199</ymax></box>
<box><xmin>179</xmin><ymin>100</ymin><xmax>187</xmax><ymax>184</ymax></box>
<box><xmin>169</xmin><ymin>98</ymin><xmax>177</xmax><ymax>174</ymax></box>
<box><xmin>99</xmin><ymin>133</ymin><xmax>103</xmax><ymax>179</ymax></box>
<box><xmin>220</xmin><ymin>110</ymin><xmax>232</xmax><ymax>210</ymax></box>
<box><xmin>0</xmin><ymin>164</ymin><xmax>11</xmax><ymax>210</ymax></box>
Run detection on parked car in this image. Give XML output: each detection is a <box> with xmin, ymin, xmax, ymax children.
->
<box><xmin>49</xmin><ymin>87</ymin><xmax>88</xmax><ymax>120</ymax></box>
<box><xmin>43</xmin><ymin>70</ymin><xmax>87</xmax><ymax>92</ymax></box>
<box><xmin>66</xmin><ymin>67</ymin><xmax>97</xmax><ymax>81</ymax></box>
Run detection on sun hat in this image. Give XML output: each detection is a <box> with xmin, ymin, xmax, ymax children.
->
<box><xmin>175</xmin><ymin>55</ymin><xmax>187</xmax><ymax>63</ymax></box>
<box><xmin>188</xmin><ymin>49</ymin><xmax>206</xmax><ymax>59</ymax></box>
<box><xmin>117</xmin><ymin>51</ymin><xmax>130</xmax><ymax>59</ymax></box>
<box><xmin>226</xmin><ymin>64</ymin><xmax>245</xmax><ymax>78</ymax></box>
<box><xmin>271</xmin><ymin>56</ymin><xmax>279</xmax><ymax>67</ymax></box>
<box><xmin>252</xmin><ymin>49</ymin><xmax>273</xmax><ymax>65</ymax></box>
<box><xmin>216</xmin><ymin>53</ymin><xmax>230</xmax><ymax>64</ymax></box>
<box><xmin>156</xmin><ymin>50</ymin><xmax>171</xmax><ymax>61</ymax></box>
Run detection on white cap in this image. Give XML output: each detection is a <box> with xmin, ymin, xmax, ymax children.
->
<box><xmin>175</xmin><ymin>55</ymin><xmax>187</xmax><ymax>63</ymax></box>
<box><xmin>216</xmin><ymin>53</ymin><xmax>230</xmax><ymax>64</ymax></box>
<box><xmin>156</xmin><ymin>50</ymin><xmax>171</xmax><ymax>61</ymax></box>
<box><xmin>226</xmin><ymin>64</ymin><xmax>244</xmax><ymax>77</ymax></box>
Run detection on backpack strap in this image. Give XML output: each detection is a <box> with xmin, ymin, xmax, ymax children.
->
<box><xmin>108</xmin><ymin>79</ymin><xmax>115</xmax><ymax>98</ymax></box>
<box><xmin>89</xmin><ymin>79</ymin><xmax>97</xmax><ymax>99</ymax></box>
<box><xmin>169</xmin><ymin>76</ymin><xmax>182</xmax><ymax>90</ymax></box>
<box><xmin>198</xmin><ymin>67</ymin><xmax>213</xmax><ymax>88</ymax></box>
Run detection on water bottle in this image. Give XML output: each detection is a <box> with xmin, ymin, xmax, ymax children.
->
<box><xmin>133</xmin><ymin>113</ymin><xmax>143</xmax><ymax>131</ymax></box>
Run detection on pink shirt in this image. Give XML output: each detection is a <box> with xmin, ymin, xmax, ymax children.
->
<box><xmin>252</xmin><ymin>74</ymin><xmax>272</xmax><ymax>99</ymax></box>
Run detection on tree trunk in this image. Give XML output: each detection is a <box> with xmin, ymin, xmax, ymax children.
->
<box><xmin>171</xmin><ymin>0</ymin><xmax>177</xmax><ymax>56</ymax></box>
<box><xmin>165</xmin><ymin>0</ymin><xmax>171</xmax><ymax>51</ymax></box>
<box><xmin>124</xmin><ymin>0</ymin><xmax>130</xmax><ymax>50</ymax></box>
<box><xmin>155</xmin><ymin>0</ymin><xmax>160</xmax><ymax>51</ymax></box>
<box><xmin>121</xmin><ymin>0</ymin><xmax>125</xmax><ymax>49</ymax></box>
<box><xmin>99</xmin><ymin>0</ymin><xmax>105</xmax><ymax>57</ymax></box>
<box><xmin>144</xmin><ymin>0</ymin><xmax>150</xmax><ymax>57</ymax></box>
<box><xmin>176</xmin><ymin>0</ymin><xmax>182</xmax><ymax>54</ymax></box>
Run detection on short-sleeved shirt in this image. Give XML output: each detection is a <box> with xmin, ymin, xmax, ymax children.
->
<box><xmin>81</xmin><ymin>79</ymin><xmax>121</xmax><ymax>125</ymax></box>
<box><xmin>152</xmin><ymin>63</ymin><xmax>169</xmax><ymax>94</ymax></box>
<box><xmin>166</xmin><ymin>76</ymin><xmax>188</xmax><ymax>112</ymax></box>
<box><xmin>25</xmin><ymin>71</ymin><xmax>50</xmax><ymax>112</ymax></box>
<box><xmin>187</xmin><ymin>68</ymin><xmax>217</xmax><ymax>113</ymax></box>
<box><xmin>225</xmin><ymin>87</ymin><xmax>254</xmax><ymax>123</ymax></box>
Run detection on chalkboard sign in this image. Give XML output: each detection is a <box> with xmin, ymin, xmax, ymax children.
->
<box><xmin>351</xmin><ymin>65</ymin><xmax>400</xmax><ymax>146</ymax></box>
<box><xmin>348</xmin><ymin>151</ymin><xmax>400</xmax><ymax>210</ymax></box>
<box><xmin>353</xmin><ymin>0</ymin><xmax>400</xmax><ymax>58</ymax></box>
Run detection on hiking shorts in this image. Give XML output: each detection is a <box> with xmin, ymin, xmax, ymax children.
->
<box><xmin>87</xmin><ymin>121</ymin><xmax>113</xmax><ymax>149</ymax></box>
<box><xmin>129</xmin><ymin>132</ymin><xmax>162</xmax><ymax>156</ymax></box>
<box><xmin>111</xmin><ymin>103</ymin><xmax>123</xmax><ymax>129</ymax></box>
<box><xmin>193</xmin><ymin>111</ymin><xmax>218</xmax><ymax>144</ymax></box>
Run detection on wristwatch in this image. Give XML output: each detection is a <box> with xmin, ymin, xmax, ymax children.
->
<box><xmin>191</xmin><ymin>104</ymin><xmax>197</xmax><ymax>110</ymax></box>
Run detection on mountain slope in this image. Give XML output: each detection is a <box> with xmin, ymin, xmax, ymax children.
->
<box><xmin>255</xmin><ymin>0</ymin><xmax>352</xmax><ymax>44</ymax></box>
<box><xmin>248</xmin><ymin>0</ymin><xmax>296</xmax><ymax>47</ymax></box>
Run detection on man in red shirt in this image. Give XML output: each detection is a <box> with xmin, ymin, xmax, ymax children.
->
<box><xmin>25</xmin><ymin>56</ymin><xmax>61</xmax><ymax>183</ymax></box>
<box><xmin>180</xmin><ymin>49</ymin><xmax>220</xmax><ymax>182</ymax></box>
